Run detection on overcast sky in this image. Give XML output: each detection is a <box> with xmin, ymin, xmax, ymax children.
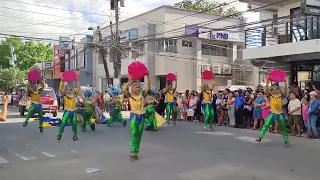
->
<box><xmin>0</xmin><ymin>0</ymin><xmax>250</xmax><ymax>43</ymax></box>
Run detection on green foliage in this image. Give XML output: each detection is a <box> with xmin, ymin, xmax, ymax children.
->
<box><xmin>174</xmin><ymin>0</ymin><xmax>241</xmax><ymax>17</ymax></box>
<box><xmin>0</xmin><ymin>38</ymin><xmax>53</xmax><ymax>71</ymax></box>
<box><xmin>0</xmin><ymin>68</ymin><xmax>27</xmax><ymax>91</ymax></box>
<box><xmin>0</xmin><ymin>38</ymin><xmax>53</xmax><ymax>90</ymax></box>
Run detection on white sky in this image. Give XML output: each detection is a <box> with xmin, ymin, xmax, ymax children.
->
<box><xmin>0</xmin><ymin>0</ymin><xmax>252</xmax><ymax>43</ymax></box>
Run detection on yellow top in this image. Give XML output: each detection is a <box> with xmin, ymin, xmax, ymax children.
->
<box><xmin>59</xmin><ymin>80</ymin><xmax>80</xmax><ymax>111</ymax></box>
<box><xmin>165</xmin><ymin>81</ymin><xmax>177</xmax><ymax>102</ymax></box>
<box><xmin>201</xmin><ymin>80</ymin><xmax>215</xmax><ymax>103</ymax></box>
<box><xmin>123</xmin><ymin>76</ymin><xmax>150</xmax><ymax>114</ymax></box>
<box><xmin>27</xmin><ymin>80</ymin><xmax>44</xmax><ymax>104</ymax></box>
<box><xmin>265</xmin><ymin>79</ymin><xmax>287</xmax><ymax>115</ymax></box>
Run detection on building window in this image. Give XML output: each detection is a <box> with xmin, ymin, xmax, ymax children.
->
<box><xmin>121</xmin><ymin>47</ymin><xmax>130</xmax><ymax>59</ymax></box>
<box><xmin>132</xmin><ymin>42</ymin><xmax>144</xmax><ymax>59</ymax></box>
<box><xmin>201</xmin><ymin>44</ymin><xmax>228</xmax><ymax>57</ymax></box>
<box><xmin>182</xmin><ymin>40</ymin><xmax>192</xmax><ymax>47</ymax></box>
<box><xmin>155</xmin><ymin>39</ymin><xmax>177</xmax><ymax>53</ymax></box>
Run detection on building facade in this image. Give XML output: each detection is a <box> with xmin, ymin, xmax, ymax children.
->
<box><xmin>70</xmin><ymin>35</ymin><xmax>94</xmax><ymax>87</ymax></box>
<box><xmin>242</xmin><ymin>0</ymin><xmax>320</xmax><ymax>90</ymax></box>
<box><xmin>93</xmin><ymin>5</ymin><xmax>259</xmax><ymax>92</ymax></box>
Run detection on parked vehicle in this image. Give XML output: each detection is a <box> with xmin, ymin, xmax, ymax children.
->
<box><xmin>19</xmin><ymin>87</ymin><xmax>58</xmax><ymax>117</ymax></box>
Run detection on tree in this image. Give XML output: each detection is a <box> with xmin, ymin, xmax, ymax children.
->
<box><xmin>174</xmin><ymin>0</ymin><xmax>240</xmax><ymax>17</ymax></box>
<box><xmin>0</xmin><ymin>68</ymin><xmax>27</xmax><ymax>91</ymax></box>
<box><xmin>0</xmin><ymin>38</ymin><xmax>53</xmax><ymax>71</ymax></box>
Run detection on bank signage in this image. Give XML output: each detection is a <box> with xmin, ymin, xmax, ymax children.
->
<box><xmin>301</xmin><ymin>0</ymin><xmax>320</xmax><ymax>15</ymax></box>
<box><xmin>210</xmin><ymin>32</ymin><xmax>229</xmax><ymax>40</ymax></box>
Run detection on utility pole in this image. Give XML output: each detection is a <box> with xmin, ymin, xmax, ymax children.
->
<box><xmin>97</xmin><ymin>26</ymin><xmax>112</xmax><ymax>85</ymax></box>
<box><xmin>111</xmin><ymin>0</ymin><xmax>124</xmax><ymax>86</ymax></box>
<box><xmin>113</xmin><ymin>0</ymin><xmax>121</xmax><ymax>86</ymax></box>
<box><xmin>10</xmin><ymin>43</ymin><xmax>17</xmax><ymax>89</ymax></box>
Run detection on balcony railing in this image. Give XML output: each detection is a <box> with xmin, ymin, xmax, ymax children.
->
<box><xmin>245</xmin><ymin>13</ymin><xmax>320</xmax><ymax>48</ymax></box>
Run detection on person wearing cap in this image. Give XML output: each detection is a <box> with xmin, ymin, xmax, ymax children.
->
<box><xmin>256</xmin><ymin>77</ymin><xmax>291</xmax><ymax>147</ymax></box>
<box><xmin>307</xmin><ymin>91</ymin><xmax>320</xmax><ymax>139</ymax></box>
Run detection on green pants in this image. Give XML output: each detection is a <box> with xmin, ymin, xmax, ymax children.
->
<box><xmin>81</xmin><ymin>109</ymin><xmax>93</xmax><ymax>131</ymax></box>
<box><xmin>259</xmin><ymin>113</ymin><xmax>289</xmax><ymax>143</ymax></box>
<box><xmin>25</xmin><ymin>104</ymin><xmax>43</xmax><ymax>128</ymax></box>
<box><xmin>58</xmin><ymin>111</ymin><xmax>78</xmax><ymax>137</ymax></box>
<box><xmin>107</xmin><ymin>106</ymin><xmax>126</xmax><ymax>127</ymax></box>
<box><xmin>130</xmin><ymin>113</ymin><xmax>144</xmax><ymax>153</ymax></box>
<box><xmin>145</xmin><ymin>107</ymin><xmax>157</xmax><ymax>131</ymax></box>
<box><xmin>204</xmin><ymin>103</ymin><xmax>214</xmax><ymax>127</ymax></box>
<box><xmin>166</xmin><ymin>102</ymin><xmax>177</xmax><ymax>121</ymax></box>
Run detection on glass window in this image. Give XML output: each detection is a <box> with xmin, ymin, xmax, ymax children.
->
<box><xmin>155</xmin><ymin>39</ymin><xmax>177</xmax><ymax>53</ymax></box>
<box><xmin>201</xmin><ymin>44</ymin><xmax>228</xmax><ymax>57</ymax></box>
<box><xmin>132</xmin><ymin>43</ymin><xmax>144</xmax><ymax>59</ymax></box>
<box><xmin>98</xmin><ymin>51</ymin><xmax>103</xmax><ymax>64</ymax></box>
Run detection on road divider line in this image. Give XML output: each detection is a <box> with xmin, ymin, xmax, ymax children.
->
<box><xmin>70</xmin><ymin>150</ymin><xmax>77</xmax><ymax>153</ymax></box>
<box><xmin>0</xmin><ymin>156</ymin><xmax>9</xmax><ymax>164</ymax></box>
<box><xmin>8</xmin><ymin>149</ymin><xmax>37</xmax><ymax>160</ymax></box>
<box><xmin>40</xmin><ymin>151</ymin><xmax>57</xmax><ymax>157</ymax></box>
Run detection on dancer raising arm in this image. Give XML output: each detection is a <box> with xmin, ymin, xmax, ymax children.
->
<box><xmin>256</xmin><ymin>77</ymin><xmax>290</xmax><ymax>147</ymax></box>
<box><xmin>22</xmin><ymin>79</ymin><xmax>45</xmax><ymax>133</ymax></box>
<box><xmin>201</xmin><ymin>80</ymin><xmax>215</xmax><ymax>131</ymax></box>
<box><xmin>123</xmin><ymin>74</ymin><xmax>150</xmax><ymax>160</ymax></box>
<box><xmin>165</xmin><ymin>80</ymin><xmax>177</xmax><ymax>124</ymax></box>
<box><xmin>57</xmin><ymin>79</ymin><xmax>80</xmax><ymax>141</ymax></box>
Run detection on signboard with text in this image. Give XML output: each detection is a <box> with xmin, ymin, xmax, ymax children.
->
<box><xmin>301</xmin><ymin>0</ymin><xmax>320</xmax><ymax>16</ymax></box>
<box><xmin>59</xmin><ymin>37</ymin><xmax>72</xmax><ymax>50</ymax></box>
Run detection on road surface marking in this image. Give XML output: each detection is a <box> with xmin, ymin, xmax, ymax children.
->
<box><xmin>8</xmin><ymin>150</ymin><xmax>37</xmax><ymax>160</ymax></box>
<box><xmin>70</xmin><ymin>150</ymin><xmax>77</xmax><ymax>153</ymax></box>
<box><xmin>0</xmin><ymin>156</ymin><xmax>9</xmax><ymax>164</ymax></box>
<box><xmin>40</xmin><ymin>151</ymin><xmax>57</xmax><ymax>157</ymax></box>
<box><xmin>235</xmin><ymin>136</ymin><xmax>271</xmax><ymax>143</ymax></box>
<box><xmin>195</xmin><ymin>131</ymin><xmax>234</xmax><ymax>136</ymax></box>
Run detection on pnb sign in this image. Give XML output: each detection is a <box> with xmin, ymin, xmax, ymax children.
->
<box><xmin>210</xmin><ymin>31</ymin><xmax>229</xmax><ymax>40</ymax></box>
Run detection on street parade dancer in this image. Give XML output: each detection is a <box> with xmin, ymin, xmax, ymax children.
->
<box><xmin>57</xmin><ymin>79</ymin><xmax>80</xmax><ymax>141</ymax></box>
<box><xmin>123</xmin><ymin>74</ymin><xmax>150</xmax><ymax>160</ymax></box>
<box><xmin>144</xmin><ymin>87</ymin><xmax>159</xmax><ymax>131</ymax></box>
<box><xmin>201</xmin><ymin>79</ymin><xmax>215</xmax><ymax>131</ymax></box>
<box><xmin>106</xmin><ymin>85</ymin><xmax>127</xmax><ymax>127</ymax></box>
<box><xmin>22</xmin><ymin>79</ymin><xmax>45</xmax><ymax>133</ymax></box>
<box><xmin>256</xmin><ymin>75</ymin><xmax>290</xmax><ymax>147</ymax></box>
<box><xmin>81</xmin><ymin>87</ymin><xmax>96</xmax><ymax>132</ymax></box>
<box><xmin>165</xmin><ymin>80</ymin><xmax>178</xmax><ymax>125</ymax></box>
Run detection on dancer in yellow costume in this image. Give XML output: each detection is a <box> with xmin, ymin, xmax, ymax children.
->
<box><xmin>256</xmin><ymin>77</ymin><xmax>290</xmax><ymax>147</ymax></box>
<box><xmin>201</xmin><ymin>80</ymin><xmax>215</xmax><ymax>131</ymax></box>
<box><xmin>123</xmin><ymin>74</ymin><xmax>150</xmax><ymax>160</ymax></box>
<box><xmin>22</xmin><ymin>80</ymin><xmax>45</xmax><ymax>133</ymax></box>
<box><xmin>57</xmin><ymin>79</ymin><xmax>80</xmax><ymax>141</ymax></box>
<box><xmin>165</xmin><ymin>80</ymin><xmax>177</xmax><ymax>125</ymax></box>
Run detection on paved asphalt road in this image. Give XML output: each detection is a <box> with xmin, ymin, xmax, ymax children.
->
<box><xmin>0</xmin><ymin>107</ymin><xmax>320</xmax><ymax>180</ymax></box>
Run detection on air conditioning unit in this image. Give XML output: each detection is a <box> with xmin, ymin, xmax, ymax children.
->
<box><xmin>212</xmin><ymin>64</ymin><xmax>222</xmax><ymax>74</ymax></box>
<box><xmin>223</xmin><ymin>64</ymin><xmax>231</xmax><ymax>74</ymax></box>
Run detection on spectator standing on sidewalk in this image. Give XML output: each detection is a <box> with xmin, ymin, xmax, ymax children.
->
<box><xmin>288</xmin><ymin>92</ymin><xmax>302</xmax><ymax>136</ymax></box>
<box><xmin>307</xmin><ymin>91</ymin><xmax>320</xmax><ymax>139</ymax></box>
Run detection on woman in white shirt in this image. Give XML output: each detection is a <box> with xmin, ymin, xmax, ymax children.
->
<box><xmin>288</xmin><ymin>92</ymin><xmax>301</xmax><ymax>136</ymax></box>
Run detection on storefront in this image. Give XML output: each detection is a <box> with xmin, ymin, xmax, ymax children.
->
<box><xmin>290</xmin><ymin>60</ymin><xmax>320</xmax><ymax>90</ymax></box>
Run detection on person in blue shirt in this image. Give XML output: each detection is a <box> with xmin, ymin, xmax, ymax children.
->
<box><xmin>235</xmin><ymin>89</ymin><xmax>245</xmax><ymax>128</ymax></box>
<box><xmin>307</xmin><ymin>91</ymin><xmax>319</xmax><ymax>139</ymax></box>
<box><xmin>252</xmin><ymin>91</ymin><xmax>265</xmax><ymax>130</ymax></box>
